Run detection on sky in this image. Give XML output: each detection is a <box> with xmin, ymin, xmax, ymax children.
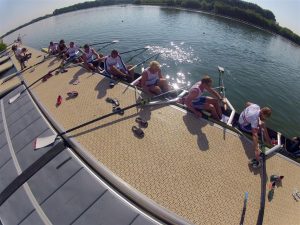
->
<box><xmin>0</xmin><ymin>0</ymin><xmax>299</xmax><ymax>36</ymax></box>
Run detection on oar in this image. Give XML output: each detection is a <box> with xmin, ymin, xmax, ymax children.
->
<box><xmin>125</xmin><ymin>48</ymin><xmax>148</xmax><ymax>64</ymax></box>
<box><xmin>120</xmin><ymin>46</ymin><xmax>150</xmax><ymax>55</ymax></box>
<box><xmin>89</xmin><ymin>40</ymin><xmax>119</xmax><ymax>47</ymax></box>
<box><xmin>8</xmin><ymin>66</ymin><xmax>61</xmax><ymax>104</ymax></box>
<box><xmin>239</xmin><ymin>192</ymin><xmax>249</xmax><ymax>225</ymax></box>
<box><xmin>128</xmin><ymin>52</ymin><xmax>161</xmax><ymax>72</ymax></box>
<box><xmin>96</xmin><ymin>40</ymin><xmax>119</xmax><ymax>52</ymax></box>
<box><xmin>34</xmin><ymin>91</ymin><xmax>181</xmax><ymax>149</ymax></box>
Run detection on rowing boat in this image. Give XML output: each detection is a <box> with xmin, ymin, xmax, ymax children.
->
<box><xmin>2</xmin><ymin>44</ymin><xmax>299</xmax><ymax>225</ymax></box>
<box><xmin>0</xmin><ymin>56</ymin><xmax>9</xmax><ymax>65</ymax></box>
<box><xmin>0</xmin><ymin>60</ymin><xmax>14</xmax><ymax>75</ymax></box>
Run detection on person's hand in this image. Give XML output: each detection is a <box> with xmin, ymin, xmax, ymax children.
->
<box><xmin>222</xmin><ymin>98</ymin><xmax>227</xmax><ymax>105</ymax></box>
<box><xmin>255</xmin><ymin>147</ymin><xmax>260</xmax><ymax>160</ymax></box>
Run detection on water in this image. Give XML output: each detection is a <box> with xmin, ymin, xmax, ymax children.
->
<box><xmin>4</xmin><ymin>5</ymin><xmax>300</xmax><ymax>138</ymax></box>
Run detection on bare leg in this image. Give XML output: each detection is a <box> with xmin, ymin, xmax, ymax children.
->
<box><xmin>158</xmin><ymin>79</ymin><xmax>169</xmax><ymax>92</ymax></box>
<box><xmin>203</xmin><ymin>102</ymin><xmax>220</xmax><ymax>120</ymax></box>
<box><xmin>148</xmin><ymin>85</ymin><xmax>162</xmax><ymax>95</ymax></box>
<box><xmin>206</xmin><ymin>97</ymin><xmax>222</xmax><ymax>118</ymax></box>
<box><xmin>110</xmin><ymin>66</ymin><xmax>129</xmax><ymax>80</ymax></box>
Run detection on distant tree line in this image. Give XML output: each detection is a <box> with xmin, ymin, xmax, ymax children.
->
<box><xmin>0</xmin><ymin>14</ymin><xmax>53</xmax><ymax>39</ymax></box>
<box><xmin>53</xmin><ymin>0</ymin><xmax>132</xmax><ymax>15</ymax></box>
<box><xmin>134</xmin><ymin>0</ymin><xmax>300</xmax><ymax>45</ymax></box>
<box><xmin>1</xmin><ymin>0</ymin><xmax>299</xmax><ymax>46</ymax></box>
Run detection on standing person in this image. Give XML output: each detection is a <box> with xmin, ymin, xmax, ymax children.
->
<box><xmin>141</xmin><ymin>61</ymin><xmax>169</xmax><ymax>95</ymax></box>
<box><xmin>238</xmin><ymin>102</ymin><xmax>272</xmax><ymax>162</ymax></box>
<box><xmin>81</xmin><ymin>44</ymin><xmax>103</xmax><ymax>72</ymax></box>
<box><xmin>180</xmin><ymin>75</ymin><xmax>225</xmax><ymax>120</ymax></box>
<box><xmin>12</xmin><ymin>45</ymin><xmax>31</xmax><ymax>70</ymax></box>
<box><xmin>48</xmin><ymin>41</ymin><xmax>58</xmax><ymax>55</ymax></box>
<box><xmin>104</xmin><ymin>50</ymin><xmax>134</xmax><ymax>81</ymax></box>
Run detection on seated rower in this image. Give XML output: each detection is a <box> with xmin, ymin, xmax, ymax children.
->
<box><xmin>48</xmin><ymin>41</ymin><xmax>58</xmax><ymax>55</ymax></box>
<box><xmin>60</xmin><ymin>41</ymin><xmax>80</xmax><ymax>67</ymax></box>
<box><xmin>81</xmin><ymin>44</ymin><xmax>103</xmax><ymax>72</ymax></box>
<box><xmin>104</xmin><ymin>50</ymin><xmax>134</xmax><ymax>81</ymax></box>
<box><xmin>238</xmin><ymin>102</ymin><xmax>272</xmax><ymax>161</ymax></box>
<box><xmin>180</xmin><ymin>75</ymin><xmax>224</xmax><ymax>120</ymax></box>
<box><xmin>141</xmin><ymin>61</ymin><xmax>169</xmax><ymax>95</ymax></box>
<box><xmin>12</xmin><ymin>45</ymin><xmax>32</xmax><ymax>70</ymax></box>
<box><xmin>57</xmin><ymin>39</ymin><xmax>67</xmax><ymax>58</ymax></box>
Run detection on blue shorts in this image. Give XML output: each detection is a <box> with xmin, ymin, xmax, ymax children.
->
<box><xmin>66</xmin><ymin>55</ymin><xmax>77</xmax><ymax>62</ymax></box>
<box><xmin>192</xmin><ymin>96</ymin><xmax>207</xmax><ymax>110</ymax></box>
<box><xmin>239</xmin><ymin>123</ymin><xmax>252</xmax><ymax>133</ymax></box>
<box><xmin>146</xmin><ymin>79</ymin><xmax>159</xmax><ymax>87</ymax></box>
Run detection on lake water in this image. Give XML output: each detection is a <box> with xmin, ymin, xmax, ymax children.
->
<box><xmin>4</xmin><ymin>5</ymin><xmax>300</xmax><ymax>137</ymax></box>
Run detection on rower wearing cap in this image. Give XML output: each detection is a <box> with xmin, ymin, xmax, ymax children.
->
<box><xmin>181</xmin><ymin>75</ymin><xmax>224</xmax><ymax>120</ymax></box>
<box><xmin>104</xmin><ymin>50</ymin><xmax>134</xmax><ymax>81</ymax></box>
<box><xmin>238</xmin><ymin>102</ymin><xmax>272</xmax><ymax>161</ymax></box>
<box><xmin>141</xmin><ymin>60</ymin><xmax>169</xmax><ymax>95</ymax></box>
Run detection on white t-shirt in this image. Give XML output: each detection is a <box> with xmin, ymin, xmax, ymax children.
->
<box><xmin>15</xmin><ymin>48</ymin><xmax>22</xmax><ymax>56</ymax></box>
<box><xmin>239</xmin><ymin>104</ymin><xmax>260</xmax><ymax>129</ymax></box>
<box><xmin>67</xmin><ymin>46</ymin><xmax>79</xmax><ymax>57</ymax></box>
<box><xmin>105</xmin><ymin>56</ymin><xmax>124</xmax><ymax>71</ymax></box>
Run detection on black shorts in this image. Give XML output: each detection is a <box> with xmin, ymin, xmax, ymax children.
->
<box><xmin>91</xmin><ymin>60</ymin><xmax>99</xmax><ymax>67</ymax></box>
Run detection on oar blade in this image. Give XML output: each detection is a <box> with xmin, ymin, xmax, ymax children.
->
<box><xmin>8</xmin><ymin>92</ymin><xmax>21</xmax><ymax>104</ymax></box>
<box><xmin>34</xmin><ymin>134</ymin><xmax>58</xmax><ymax>150</ymax></box>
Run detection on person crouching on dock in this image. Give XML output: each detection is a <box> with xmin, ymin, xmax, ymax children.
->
<box><xmin>179</xmin><ymin>75</ymin><xmax>225</xmax><ymax>120</ymax></box>
<box><xmin>141</xmin><ymin>61</ymin><xmax>169</xmax><ymax>95</ymax></box>
<box><xmin>238</xmin><ymin>103</ymin><xmax>272</xmax><ymax>161</ymax></box>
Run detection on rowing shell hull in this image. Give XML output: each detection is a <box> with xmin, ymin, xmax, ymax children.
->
<box><xmin>0</xmin><ymin>56</ymin><xmax>9</xmax><ymax>65</ymax></box>
<box><xmin>0</xmin><ymin>60</ymin><xmax>13</xmax><ymax>75</ymax></box>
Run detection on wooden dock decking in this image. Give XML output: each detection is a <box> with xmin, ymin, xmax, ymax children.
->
<box><xmin>3</xmin><ymin>46</ymin><xmax>300</xmax><ymax>225</ymax></box>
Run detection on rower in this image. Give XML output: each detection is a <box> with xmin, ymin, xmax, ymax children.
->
<box><xmin>141</xmin><ymin>61</ymin><xmax>169</xmax><ymax>95</ymax></box>
<box><xmin>60</xmin><ymin>41</ymin><xmax>80</xmax><ymax>67</ymax></box>
<box><xmin>57</xmin><ymin>39</ymin><xmax>67</xmax><ymax>58</ymax></box>
<box><xmin>48</xmin><ymin>41</ymin><xmax>58</xmax><ymax>55</ymax></box>
<box><xmin>81</xmin><ymin>44</ymin><xmax>103</xmax><ymax>72</ymax></box>
<box><xmin>12</xmin><ymin>45</ymin><xmax>32</xmax><ymax>70</ymax></box>
<box><xmin>238</xmin><ymin>102</ymin><xmax>272</xmax><ymax>161</ymax></box>
<box><xmin>180</xmin><ymin>76</ymin><xmax>224</xmax><ymax>120</ymax></box>
<box><xmin>104</xmin><ymin>50</ymin><xmax>134</xmax><ymax>81</ymax></box>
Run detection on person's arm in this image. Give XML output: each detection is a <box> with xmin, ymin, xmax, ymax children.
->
<box><xmin>185</xmin><ymin>90</ymin><xmax>202</xmax><ymax>117</ymax></box>
<box><xmin>158</xmin><ymin>69</ymin><xmax>163</xmax><ymax>79</ymax></box>
<box><xmin>92</xmin><ymin>49</ymin><xmax>100</xmax><ymax>59</ymax></box>
<box><xmin>260</xmin><ymin>122</ymin><xmax>271</xmax><ymax>145</ymax></box>
<box><xmin>141</xmin><ymin>71</ymin><xmax>148</xmax><ymax>88</ymax></box>
<box><xmin>206</xmin><ymin>86</ymin><xmax>223</xmax><ymax>101</ymax></box>
<box><xmin>252</xmin><ymin>128</ymin><xmax>260</xmax><ymax>159</ymax></box>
